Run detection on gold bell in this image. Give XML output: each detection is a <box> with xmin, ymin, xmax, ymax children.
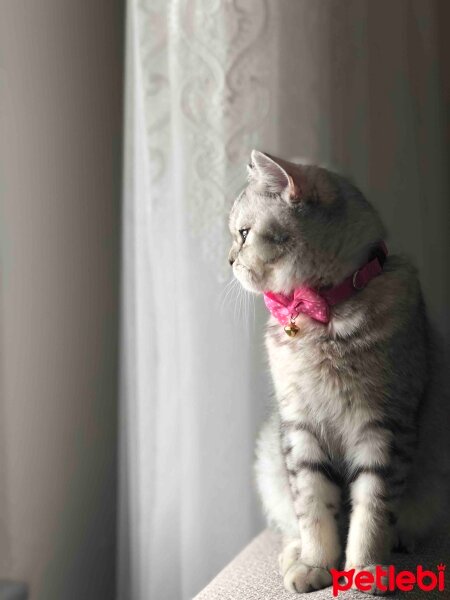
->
<box><xmin>284</xmin><ymin>319</ymin><xmax>299</xmax><ymax>337</ymax></box>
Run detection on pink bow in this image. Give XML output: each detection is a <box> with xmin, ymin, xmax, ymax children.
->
<box><xmin>264</xmin><ymin>287</ymin><xmax>330</xmax><ymax>326</ymax></box>
<box><xmin>263</xmin><ymin>243</ymin><xmax>388</xmax><ymax>328</ymax></box>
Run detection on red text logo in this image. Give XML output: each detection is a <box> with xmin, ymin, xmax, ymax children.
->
<box><xmin>330</xmin><ymin>564</ymin><xmax>446</xmax><ymax>596</ymax></box>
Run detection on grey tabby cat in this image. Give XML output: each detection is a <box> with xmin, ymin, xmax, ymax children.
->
<box><xmin>228</xmin><ymin>150</ymin><xmax>448</xmax><ymax>594</ymax></box>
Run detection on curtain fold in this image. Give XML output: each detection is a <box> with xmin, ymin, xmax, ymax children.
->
<box><xmin>119</xmin><ymin>2</ymin><xmax>449</xmax><ymax>599</ymax></box>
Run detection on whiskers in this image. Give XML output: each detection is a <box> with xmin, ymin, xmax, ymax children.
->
<box><xmin>217</xmin><ymin>276</ymin><xmax>256</xmax><ymax>337</ymax></box>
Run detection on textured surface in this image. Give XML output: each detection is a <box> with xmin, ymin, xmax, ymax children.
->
<box><xmin>194</xmin><ymin>528</ymin><xmax>449</xmax><ymax>599</ymax></box>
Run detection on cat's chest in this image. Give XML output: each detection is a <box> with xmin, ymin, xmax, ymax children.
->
<box><xmin>266</xmin><ymin>319</ymin><xmax>344</xmax><ymax>376</ymax></box>
<box><xmin>265</xmin><ymin>318</ymin><xmax>378</xmax><ymax>422</ymax></box>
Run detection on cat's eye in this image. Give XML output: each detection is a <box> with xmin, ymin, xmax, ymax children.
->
<box><xmin>239</xmin><ymin>228</ymin><xmax>250</xmax><ymax>243</ymax></box>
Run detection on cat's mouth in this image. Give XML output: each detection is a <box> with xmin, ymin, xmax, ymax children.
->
<box><xmin>233</xmin><ymin>262</ymin><xmax>263</xmax><ymax>294</ymax></box>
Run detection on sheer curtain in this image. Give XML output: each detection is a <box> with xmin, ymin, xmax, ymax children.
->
<box><xmin>119</xmin><ymin>2</ymin><xmax>449</xmax><ymax>599</ymax></box>
<box><xmin>118</xmin><ymin>2</ymin><xmax>274</xmax><ymax>599</ymax></box>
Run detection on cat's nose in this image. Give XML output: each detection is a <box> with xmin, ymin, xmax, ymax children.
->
<box><xmin>228</xmin><ymin>249</ymin><xmax>237</xmax><ymax>266</ymax></box>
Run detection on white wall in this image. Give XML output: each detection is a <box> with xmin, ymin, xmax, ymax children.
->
<box><xmin>0</xmin><ymin>2</ymin><xmax>123</xmax><ymax>599</ymax></box>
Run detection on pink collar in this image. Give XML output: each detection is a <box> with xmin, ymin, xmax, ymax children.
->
<box><xmin>264</xmin><ymin>243</ymin><xmax>388</xmax><ymax>330</ymax></box>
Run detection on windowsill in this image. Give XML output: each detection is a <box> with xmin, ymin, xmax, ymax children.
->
<box><xmin>194</xmin><ymin>527</ymin><xmax>450</xmax><ymax>599</ymax></box>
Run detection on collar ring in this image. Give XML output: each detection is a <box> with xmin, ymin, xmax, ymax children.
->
<box><xmin>352</xmin><ymin>270</ymin><xmax>365</xmax><ymax>290</ymax></box>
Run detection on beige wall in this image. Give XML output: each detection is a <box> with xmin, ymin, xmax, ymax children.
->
<box><xmin>0</xmin><ymin>2</ymin><xmax>123</xmax><ymax>599</ymax></box>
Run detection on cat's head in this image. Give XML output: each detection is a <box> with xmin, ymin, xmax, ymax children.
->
<box><xmin>228</xmin><ymin>150</ymin><xmax>386</xmax><ymax>294</ymax></box>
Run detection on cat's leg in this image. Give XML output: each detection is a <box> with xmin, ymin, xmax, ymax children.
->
<box><xmin>345</xmin><ymin>421</ymin><xmax>413</xmax><ymax>595</ymax></box>
<box><xmin>345</xmin><ymin>469</ymin><xmax>393</xmax><ymax>594</ymax></box>
<box><xmin>255</xmin><ymin>415</ymin><xmax>303</xmax><ymax>576</ymax></box>
<box><xmin>281</xmin><ymin>421</ymin><xmax>341</xmax><ymax>593</ymax></box>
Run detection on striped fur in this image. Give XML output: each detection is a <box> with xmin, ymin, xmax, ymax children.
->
<box><xmin>229</xmin><ymin>151</ymin><xmax>450</xmax><ymax>594</ymax></box>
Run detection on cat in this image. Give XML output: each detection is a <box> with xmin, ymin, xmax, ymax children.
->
<box><xmin>228</xmin><ymin>150</ymin><xmax>449</xmax><ymax>594</ymax></box>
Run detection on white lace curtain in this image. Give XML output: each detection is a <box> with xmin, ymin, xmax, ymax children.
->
<box><xmin>119</xmin><ymin>2</ymin><xmax>449</xmax><ymax>599</ymax></box>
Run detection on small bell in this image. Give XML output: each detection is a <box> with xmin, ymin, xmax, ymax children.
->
<box><xmin>284</xmin><ymin>317</ymin><xmax>299</xmax><ymax>337</ymax></box>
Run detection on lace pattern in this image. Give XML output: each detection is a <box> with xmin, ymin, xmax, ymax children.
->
<box><xmin>136</xmin><ymin>0</ymin><xmax>273</xmax><ymax>277</ymax></box>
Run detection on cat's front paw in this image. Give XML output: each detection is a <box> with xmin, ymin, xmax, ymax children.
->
<box><xmin>283</xmin><ymin>562</ymin><xmax>332</xmax><ymax>593</ymax></box>
<box><xmin>344</xmin><ymin>564</ymin><xmax>389</xmax><ymax>596</ymax></box>
<box><xmin>278</xmin><ymin>539</ymin><xmax>301</xmax><ymax>576</ymax></box>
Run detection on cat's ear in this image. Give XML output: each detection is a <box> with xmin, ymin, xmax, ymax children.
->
<box><xmin>249</xmin><ymin>150</ymin><xmax>301</xmax><ymax>203</ymax></box>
